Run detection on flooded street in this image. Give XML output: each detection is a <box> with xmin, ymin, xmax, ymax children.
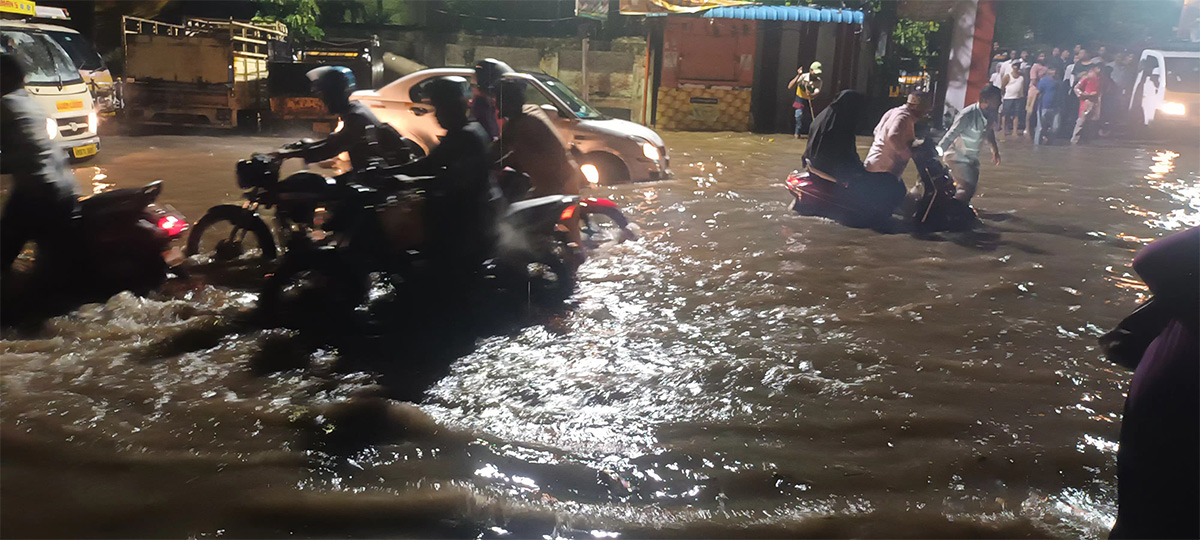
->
<box><xmin>2</xmin><ymin>131</ymin><xmax>1196</xmax><ymax>538</ymax></box>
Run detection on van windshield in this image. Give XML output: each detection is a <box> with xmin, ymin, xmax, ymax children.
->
<box><xmin>1164</xmin><ymin>57</ymin><xmax>1200</xmax><ymax>93</ymax></box>
<box><xmin>46</xmin><ymin>30</ymin><xmax>105</xmax><ymax>72</ymax></box>
<box><xmin>0</xmin><ymin>29</ymin><xmax>84</xmax><ymax>86</ymax></box>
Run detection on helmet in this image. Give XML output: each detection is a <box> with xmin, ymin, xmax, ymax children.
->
<box><xmin>427</xmin><ymin>75</ymin><xmax>469</xmax><ymax>108</ymax></box>
<box><xmin>306</xmin><ymin>65</ymin><xmax>356</xmax><ymax>113</ymax></box>
<box><xmin>427</xmin><ymin>75</ymin><xmax>470</xmax><ymax>128</ymax></box>
<box><xmin>474</xmin><ymin>58</ymin><xmax>513</xmax><ymax>95</ymax></box>
<box><xmin>497</xmin><ymin>78</ymin><xmax>527</xmax><ymax>118</ymax></box>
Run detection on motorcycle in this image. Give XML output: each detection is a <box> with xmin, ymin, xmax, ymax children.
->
<box><xmin>185</xmin><ymin>142</ymin><xmax>352</xmax><ymax>264</ymax></box>
<box><xmin>2</xmin><ymin>180</ymin><xmax>188</xmax><ymax>323</ymax></box>
<box><xmin>256</xmin><ymin>170</ymin><xmax>587</xmax><ymax>319</ymax></box>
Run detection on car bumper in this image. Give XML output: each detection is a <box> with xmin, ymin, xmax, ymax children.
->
<box><xmin>629</xmin><ymin>150</ymin><xmax>673</xmax><ymax>182</ymax></box>
<box><xmin>62</xmin><ymin>135</ymin><xmax>101</xmax><ymax>160</ymax></box>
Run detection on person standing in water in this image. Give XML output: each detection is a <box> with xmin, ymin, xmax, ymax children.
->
<box><xmin>788</xmin><ymin>61</ymin><xmax>823</xmax><ymax>138</ymax></box>
<box><xmin>937</xmin><ymin>85</ymin><xmax>1002</xmax><ymax>203</ymax></box>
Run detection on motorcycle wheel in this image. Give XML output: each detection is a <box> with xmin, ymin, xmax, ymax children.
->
<box><xmin>257</xmin><ymin>249</ymin><xmax>369</xmax><ymax>328</ymax></box>
<box><xmin>186</xmin><ymin>214</ymin><xmax>277</xmax><ymax>263</ymax></box>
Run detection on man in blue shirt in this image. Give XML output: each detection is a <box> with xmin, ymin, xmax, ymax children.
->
<box><xmin>1035</xmin><ymin>66</ymin><xmax>1061</xmax><ymax>145</ymax></box>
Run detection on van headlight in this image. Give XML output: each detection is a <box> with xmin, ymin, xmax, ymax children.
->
<box><xmin>1160</xmin><ymin>102</ymin><xmax>1186</xmax><ymax>116</ymax></box>
<box><xmin>641</xmin><ymin>141</ymin><xmax>660</xmax><ymax>161</ymax></box>
<box><xmin>46</xmin><ymin>117</ymin><xmax>58</xmax><ymax>140</ymax></box>
<box><xmin>88</xmin><ymin>112</ymin><xmax>98</xmax><ymax>134</ymax></box>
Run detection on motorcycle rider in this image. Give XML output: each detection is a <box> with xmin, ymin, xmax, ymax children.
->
<box><xmin>495</xmin><ymin>79</ymin><xmax>582</xmax><ymax>199</ymax></box>
<box><xmin>393</xmin><ymin>76</ymin><xmax>501</xmax><ymax>280</ymax></box>
<box><xmin>0</xmin><ymin>53</ymin><xmax>80</xmax><ymax>281</ymax></box>
<box><xmin>472</xmin><ymin>58</ymin><xmax>513</xmax><ymax>140</ymax></box>
<box><xmin>275</xmin><ymin>66</ymin><xmax>387</xmax><ymax>171</ymax></box>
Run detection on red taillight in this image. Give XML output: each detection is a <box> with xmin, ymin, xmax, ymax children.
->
<box><xmin>785</xmin><ymin>172</ymin><xmax>812</xmax><ymax>189</ymax></box>
<box><xmin>158</xmin><ymin>215</ymin><xmax>187</xmax><ymax>237</ymax></box>
<box><xmin>560</xmin><ymin>204</ymin><xmax>577</xmax><ymax>221</ymax></box>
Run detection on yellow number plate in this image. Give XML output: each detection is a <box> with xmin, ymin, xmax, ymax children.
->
<box><xmin>72</xmin><ymin>144</ymin><xmax>98</xmax><ymax>158</ymax></box>
<box><xmin>56</xmin><ymin>99</ymin><xmax>84</xmax><ymax>112</ymax></box>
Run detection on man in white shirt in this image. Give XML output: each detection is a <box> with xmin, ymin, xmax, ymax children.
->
<box><xmin>938</xmin><ymin>85</ymin><xmax>1003</xmax><ymax>203</ymax></box>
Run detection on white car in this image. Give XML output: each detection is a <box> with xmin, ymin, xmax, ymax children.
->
<box><xmin>1132</xmin><ymin>49</ymin><xmax>1200</xmax><ymax>131</ymax></box>
<box><xmin>350</xmin><ymin>68</ymin><xmax>671</xmax><ymax>184</ymax></box>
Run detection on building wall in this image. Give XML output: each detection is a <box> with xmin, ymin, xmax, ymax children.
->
<box><xmin>325</xmin><ymin>27</ymin><xmax>649</xmax><ymax>122</ymax></box>
<box><xmin>655</xmin><ymin>17</ymin><xmax>756</xmax><ymax>131</ymax></box>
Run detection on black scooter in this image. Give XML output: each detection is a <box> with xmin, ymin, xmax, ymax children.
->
<box><xmin>3</xmin><ymin>180</ymin><xmax>188</xmax><ymax>324</ymax></box>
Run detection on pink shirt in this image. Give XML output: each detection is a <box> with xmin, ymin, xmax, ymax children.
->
<box><xmin>864</xmin><ymin>105</ymin><xmax>917</xmax><ymax>177</ymax></box>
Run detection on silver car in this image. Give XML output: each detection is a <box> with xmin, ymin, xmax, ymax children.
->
<box><xmin>350</xmin><ymin>68</ymin><xmax>671</xmax><ymax>184</ymax></box>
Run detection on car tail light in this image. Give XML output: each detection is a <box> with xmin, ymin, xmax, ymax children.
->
<box><xmin>560</xmin><ymin>205</ymin><xmax>577</xmax><ymax>221</ymax></box>
<box><xmin>157</xmin><ymin>215</ymin><xmax>188</xmax><ymax>237</ymax></box>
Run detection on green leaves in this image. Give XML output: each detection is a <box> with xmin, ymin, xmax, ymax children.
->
<box><xmin>254</xmin><ymin>0</ymin><xmax>324</xmax><ymax>40</ymax></box>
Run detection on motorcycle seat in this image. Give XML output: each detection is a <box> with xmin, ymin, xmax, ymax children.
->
<box><xmin>80</xmin><ymin>180</ymin><xmax>162</xmax><ymax>216</ymax></box>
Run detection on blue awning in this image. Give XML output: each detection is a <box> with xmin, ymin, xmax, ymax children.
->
<box><xmin>701</xmin><ymin>5</ymin><xmax>864</xmax><ymax>24</ymax></box>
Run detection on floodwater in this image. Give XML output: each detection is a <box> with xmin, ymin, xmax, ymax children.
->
<box><xmin>2</xmin><ymin>131</ymin><xmax>1197</xmax><ymax>538</ymax></box>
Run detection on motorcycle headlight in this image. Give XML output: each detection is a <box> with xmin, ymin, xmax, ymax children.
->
<box><xmin>641</xmin><ymin>141</ymin><xmax>660</xmax><ymax>161</ymax></box>
<box><xmin>1160</xmin><ymin>102</ymin><xmax>1186</xmax><ymax>116</ymax></box>
<box><xmin>88</xmin><ymin>112</ymin><xmax>98</xmax><ymax>134</ymax></box>
<box><xmin>46</xmin><ymin>117</ymin><xmax>57</xmax><ymax>140</ymax></box>
<box><xmin>334</xmin><ymin>118</ymin><xmax>344</xmax><ymax>133</ymax></box>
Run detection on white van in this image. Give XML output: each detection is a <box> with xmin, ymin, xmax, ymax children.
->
<box><xmin>1132</xmin><ymin>49</ymin><xmax>1200</xmax><ymax>131</ymax></box>
<box><xmin>1</xmin><ymin>19</ymin><xmax>101</xmax><ymax>160</ymax></box>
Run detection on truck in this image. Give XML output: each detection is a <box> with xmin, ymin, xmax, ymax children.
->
<box><xmin>121</xmin><ymin>16</ymin><xmax>286</xmax><ymax>129</ymax></box>
<box><xmin>267</xmin><ymin>36</ymin><xmax>382</xmax><ymax>132</ymax></box>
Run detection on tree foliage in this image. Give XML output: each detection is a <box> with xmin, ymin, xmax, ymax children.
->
<box><xmin>253</xmin><ymin>0</ymin><xmax>323</xmax><ymax>40</ymax></box>
<box><xmin>993</xmin><ymin>0</ymin><xmax>1182</xmax><ymax>51</ymax></box>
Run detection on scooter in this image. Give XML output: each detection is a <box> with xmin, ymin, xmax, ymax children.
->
<box><xmin>783</xmin><ymin>138</ymin><xmax>978</xmax><ymax>232</ymax></box>
<box><xmin>2</xmin><ymin>180</ymin><xmax>188</xmax><ymax>324</ymax></box>
<box><xmin>903</xmin><ymin>137</ymin><xmax>979</xmax><ymax>232</ymax></box>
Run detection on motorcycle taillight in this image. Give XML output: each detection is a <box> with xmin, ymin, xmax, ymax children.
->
<box><xmin>157</xmin><ymin>215</ymin><xmax>188</xmax><ymax>237</ymax></box>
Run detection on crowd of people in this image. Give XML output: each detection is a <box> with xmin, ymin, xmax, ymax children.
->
<box><xmin>988</xmin><ymin>44</ymin><xmax>1143</xmax><ymax>145</ymax></box>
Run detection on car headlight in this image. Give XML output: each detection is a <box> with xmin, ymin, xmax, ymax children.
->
<box><xmin>46</xmin><ymin>117</ymin><xmax>57</xmax><ymax>140</ymax></box>
<box><xmin>1160</xmin><ymin>102</ymin><xmax>1186</xmax><ymax>116</ymax></box>
<box><xmin>88</xmin><ymin>112</ymin><xmax>98</xmax><ymax>134</ymax></box>
<box><xmin>580</xmin><ymin>163</ymin><xmax>600</xmax><ymax>185</ymax></box>
<box><xmin>641</xmin><ymin>141</ymin><xmax>660</xmax><ymax>161</ymax></box>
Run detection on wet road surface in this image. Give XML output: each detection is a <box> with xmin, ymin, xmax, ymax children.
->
<box><xmin>1</xmin><ymin>131</ymin><xmax>1197</xmax><ymax>538</ymax></box>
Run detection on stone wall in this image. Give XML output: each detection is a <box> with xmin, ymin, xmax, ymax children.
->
<box><xmin>326</xmin><ymin>28</ymin><xmax>648</xmax><ymax>122</ymax></box>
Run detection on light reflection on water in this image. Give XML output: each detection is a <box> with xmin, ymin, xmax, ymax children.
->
<box><xmin>1</xmin><ymin>133</ymin><xmax>1196</xmax><ymax>538</ymax></box>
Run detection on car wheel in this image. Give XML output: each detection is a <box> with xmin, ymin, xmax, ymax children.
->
<box><xmin>582</xmin><ymin>152</ymin><xmax>630</xmax><ymax>185</ymax></box>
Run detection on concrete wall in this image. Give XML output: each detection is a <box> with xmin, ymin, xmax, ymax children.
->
<box><xmin>328</xmin><ymin>27</ymin><xmax>649</xmax><ymax>122</ymax></box>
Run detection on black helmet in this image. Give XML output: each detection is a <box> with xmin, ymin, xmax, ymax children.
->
<box><xmin>497</xmin><ymin>78</ymin><xmax>527</xmax><ymax>119</ymax></box>
<box><xmin>427</xmin><ymin>75</ymin><xmax>469</xmax><ymax>129</ymax></box>
<box><xmin>427</xmin><ymin>75</ymin><xmax>469</xmax><ymax>108</ymax></box>
<box><xmin>307</xmin><ymin>65</ymin><xmax>356</xmax><ymax>113</ymax></box>
<box><xmin>474</xmin><ymin>58</ymin><xmax>513</xmax><ymax>95</ymax></box>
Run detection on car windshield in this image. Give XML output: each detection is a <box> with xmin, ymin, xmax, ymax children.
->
<box><xmin>0</xmin><ymin>29</ymin><xmax>83</xmax><ymax>86</ymax></box>
<box><xmin>532</xmin><ymin>74</ymin><xmax>605</xmax><ymax>119</ymax></box>
<box><xmin>46</xmin><ymin>30</ymin><xmax>105</xmax><ymax>72</ymax></box>
<box><xmin>1164</xmin><ymin>57</ymin><xmax>1200</xmax><ymax>93</ymax></box>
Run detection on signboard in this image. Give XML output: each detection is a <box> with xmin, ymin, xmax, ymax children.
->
<box><xmin>618</xmin><ymin>0</ymin><xmax>749</xmax><ymax>16</ymax></box>
<box><xmin>576</xmin><ymin>0</ymin><xmax>609</xmax><ymax>20</ymax></box>
<box><xmin>0</xmin><ymin>0</ymin><xmax>36</xmax><ymax>17</ymax></box>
